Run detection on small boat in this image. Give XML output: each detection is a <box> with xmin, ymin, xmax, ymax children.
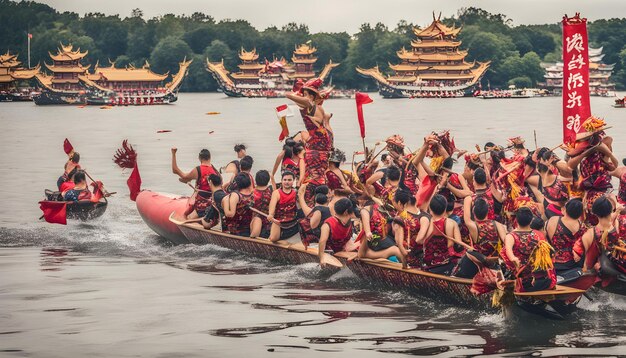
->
<box><xmin>135</xmin><ymin>190</ymin><xmax>188</xmax><ymax>244</ymax></box>
<box><xmin>334</xmin><ymin>253</ymin><xmax>593</xmax><ymax>319</ymax></box>
<box><xmin>613</xmin><ymin>97</ymin><xmax>625</xmax><ymax>108</ymax></box>
<box><xmin>43</xmin><ymin>189</ymin><xmax>107</xmax><ymax>221</ymax></box>
<box><xmin>170</xmin><ymin>214</ymin><xmax>343</xmax><ymax>272</ymax></box>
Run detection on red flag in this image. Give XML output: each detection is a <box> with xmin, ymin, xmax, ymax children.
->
<box><xmin>278</xmin><ymin>116</ymin><xmax>289</xmax><ymax>141</ymax></box>
<box><xmin>63</xmin><ymin>138</ymin><xmax>74</xmax><ymax>155</ymax></box>
<box><xmin>127</xmin><ymin>162</ymin><xmax>142</xmax><ymax>201</ymax></box>
<box><xmin>355</xmin><ymin>92</ymin><xmax>373</xmax><ymax>139</ymax></box>
<box><xmin>91</xmin><ymin>181</ymin><xmax>104</xmax><ymax>203</ymax></box>
<box><xmin>39</xmin><ymin>201</ymin><xmax>67</xmax><ymax>225</ymax></box>
<box><xmin>28</xmin><ymin>33</ymin><xmax>33</xmax><ymax>39</ymax></box>
<box><xmin>562</xmin><ymin>13</ymin><xmax>591</xmax><ymax>145</ymax></box>
<box><xmin>415</xmin><ymin>176</ymin><xmax>437</xmax><ymax>207</ymax></box>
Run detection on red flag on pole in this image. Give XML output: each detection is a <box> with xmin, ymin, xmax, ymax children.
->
<box><xmin>39</xmin><ymin>201</ymin><xmax>67</xmax><ymax>225</ymax></box>
<box><xmin>278</xmin><ymin>116</ymin><xmax>289</xmax><ymax>141</ymax></box>
<box><xmin>562</xmin><ymin>13</ymin><xmax>591</xmax><ymax>145</ymax></box>
<box><xmin>275</xmin><ymin>104</ymin><xmax>293</xmax><ymax>141</ymax></box>
<box><xmin>63</xmin><ymin>138</ymin><xmax>74</xmax><ymax>155</ymax></box>
<box><xmin>127</xmin><ymin>162</ymin><xmax>142</xmax><ymax>201</ymax></box>
<box><xmin>28</xmin><ymin>33</ymin><xmax>33</xmax><ymax>39</ymax></box>
<box><xmin>355</xmin><ymin>92</ymin><xmax>373</xmax><ymax>138</ymax></box>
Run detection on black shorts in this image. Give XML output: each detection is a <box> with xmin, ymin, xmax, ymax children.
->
<box><xmin>368</xmin><ymin>235</ymin><xmax>397</xmax><ymax>252</ymax></box>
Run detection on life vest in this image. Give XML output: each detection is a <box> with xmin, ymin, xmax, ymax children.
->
<box><xmin>325</xmin><ymin>170</ymin><xmax>343</xmax><ymax>191</ymax></box>
<box><xmin>225</xmin><ymin>192</ymin><xmax>254</xmax><ymax>235</ymax></box>
<box><xmin>324</xmin><ymin>216</ymin><xmax>353</xmax><ymax>253</ymax></box>
<box><xmin>196</xmin><ymin>165</ymin><xmax>218</xmax><ymax>196</ymax></box>
<box><xmin>422</xmin><ymin>218</ymin><xmax>451</xmax><ymax>269</ymax></box>
<box><xmin>541</xmin><ymin>176</ymin><xmax>569</xmax><ymax>204</ymax></box>
<box><xmin>275</xmin><ymin>189</ymin><xmax>297</xmax><ymax>222</ymax></box>
<box><xmin>474</xmin><ymin>220</ymin><xmax>500</xmax><ymax>257</ymax></box>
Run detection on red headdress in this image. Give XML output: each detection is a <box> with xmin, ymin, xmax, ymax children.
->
<box><xmin>302</xmin><ymin>78</ymin><xmax>323</xmax><ymax>98</ymax></box>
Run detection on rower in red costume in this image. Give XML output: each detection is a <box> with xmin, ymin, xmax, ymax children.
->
<box><xmin>222</xmin><ymin>173</ymin><xmax>255</xmax><ymax>236</ymax></box>
<box><xmin>57</xmin><ymin>151</ymin><xmax>81</xmax><ymax>192</ymax></box>
<box><xmin>318</xmin><ymin>198</ymin><xmax>356</xmax><ymax>267</ymax></box>
<box><xmin>325</xmin><ymin>149</ymin><xmax>350</xmax><ymax>192</ymax></box>
<box><xmin>503</xmin><ymin>207</ymin><xmax>556</xmax><ymax>292</ymax></box>
<box><xmin>62</xmin><ymin>170</ymin><xmax>92</xmax><ymax>202</ymax></box>
<box><xmin>537</xmin><ymin>159</ymin><xmax>569</xmax><ymax>219</ymax></box>
<box><xmin>267</xmin><ymin>171</ymin><xmax>298</xmax><ymax>242</ymax></box>
<box><xmin>250</xmin><ymin>170</ymin><xmax>273</xmax><ymax>238</ymax></box>
<box><xmin>576</xmin><ymin>197</ymin><xmax>626</xmax><ymax>280</ymax></box>
<box><xmin>171</xmin><ymin>148</ymin><xmax>219</xmax><ymax>219</ymax></box>
<box><xmin>610</xmin><ymin>161</ymin><xmax>626</xmax><ymax>205</ymax></box>
<box><xmin>286</xmin><ymin>78</ymin><xmax>333</xmax><ymax>206</ymax></box>
<box><xmin>463</xmin><ymin>168</ymin><xmax>502</xmax><ymax>224</ymax></box>
<box><xmin>545</xmin><ymin>199</ymin><xmax>584</xmax><ymax>275</ymax></box>
<box><xmin>566</xmin><ymin>118</ymin><xmax>617</xmax><ymax>226</ymax></box>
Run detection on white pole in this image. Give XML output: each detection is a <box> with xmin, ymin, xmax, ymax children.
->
<box><xmin>27</xmin><ymin>35</ymin><xmax>31</xmax><ymax>69</ymax></box>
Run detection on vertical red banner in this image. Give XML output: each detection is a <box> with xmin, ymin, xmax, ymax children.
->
<box><xmin>562</xmin><ymin>14</ymin><xmax>591</xmax><ymax>144</ymax></box>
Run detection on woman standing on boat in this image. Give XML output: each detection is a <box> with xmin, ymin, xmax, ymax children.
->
<box><xmin>286</xmin><ymin>78</ymin><xmax>333</xmax><ymax>206</ymax></box>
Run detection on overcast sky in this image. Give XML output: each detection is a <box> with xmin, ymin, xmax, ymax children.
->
<box><xmin>38</xmin><ymin>0</ymin><xmax>626</xmax><ymax>34</ymax></box>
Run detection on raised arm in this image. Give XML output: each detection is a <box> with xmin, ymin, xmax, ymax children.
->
<box><xmin>298</xmin><ymin>184</ymin><xmax>313</xmax><ymax>216</ymax></box>
<box><xmin>286</xmin><ymin>92</ymin><xmax>312</xmax><ymax>109</ymax></box>
<box><xmin>171</xmin><ymin>148</ymin><xmax>196</xmax><ymax>183</ymax></box>
<box><xmin>271</xmin><ymin>150</ymin><xmax>285</xmax><ymax>188</ymax></box>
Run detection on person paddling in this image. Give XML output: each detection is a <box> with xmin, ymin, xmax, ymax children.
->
<box><xmin>545</xmin><ymin>199</ymin><xmax>584</xmax><ymax>275</ymax></box>
<box><xmin>250</xmin><ymin>170</ymin><xmax>273</xmax><ymax>238</ymax></box>
<box><xmin>318</xmin><ymin>198</ymin><xmax>357</xmax><ymax>267</ymax></box>
<box><xmin>171</xmin><ymin>148</ymin><xmax>219</xmax><ymax>220</ymax></box>
<box><xmin>267</xmin><ymin>171</ymin><xmax>298</xmax><ymax>242</ymax></box>
<box><xmin>298</xmin><ymin>183</ymin><xmax>331</xmax><ymax>247</ymax></box>
<box><xmin>222</xmin><ymin>173</ymin><xmax>255</xmax><ymax>236</ymax></box>
<box><xmin>202</xmin><ymin>174</ymin><xmax>227</xmax><ymax>230</ymax></box>
<box><xmin>62</xmin><ymin>170</ymin><xmax>92</xmax><ymax>202</ymax></box>
<box><xmin>57</xmin><ymin>151</ymin><xmax>80</xmax><ymax>191</ymax></box>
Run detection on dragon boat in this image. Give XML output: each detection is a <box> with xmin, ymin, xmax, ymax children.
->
<box><xmin>135</xmin><ymin>190</ymin><xmax>189</xmax><ymax>244</ymax></box>
<box><xmin>42</xmin><ymin>189</ymin><xmax>107</xmax><ymax>221</ymax></box>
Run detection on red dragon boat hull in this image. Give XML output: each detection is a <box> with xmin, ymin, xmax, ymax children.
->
<box><xmin>136</xmin><ymin>190</ymin><xmax>189</xmax><ymax>244</ymax></box>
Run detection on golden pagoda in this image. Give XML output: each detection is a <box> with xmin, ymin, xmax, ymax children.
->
<box><xmin>42</xmin><ymin>43</ymin><xmax>90</xmax><ymax>92</ymax></box>
<box><xmin>357</xmin><ymin>13</ymin><xmax>490</xmax><ymax>98</ymax></box>
<box><xmin>206</xmin><ymin>42</ymin><xmax>339</xmax><ymax>98</ymax></box>
<box><xmin>0</xmin><ymin>51</ymin><xmax>40</xmax><ymax>97</ymax></box>
<box><xmin>86</xmin><ymin>59</ymin><xmax>176</xmax><ymax>92</ymax></box>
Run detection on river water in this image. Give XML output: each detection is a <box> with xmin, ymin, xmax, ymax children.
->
<box><xmin>1</xmin><ymin>93</ymin><xmax>625</xmax><ymax>357</ymax></box>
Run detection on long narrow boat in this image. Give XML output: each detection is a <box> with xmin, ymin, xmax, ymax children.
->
<box><xmin>334</xmin><ymin>252</ymin><xmax>594</xmax><ymax>319</ymax></box>
<box><xmin>135</xmin><ymin>190</ymin><xmax>189</xmax><ymax>244</ymax></box>
<box><xmin>170</xmin><ymin>215</ymin><xmax>343</xmax><ymax>272</ymax></box>
<box><xmin>43</xmin><ymin>189</ymin><xmax>107</xmax><ymax>221</ymax></box>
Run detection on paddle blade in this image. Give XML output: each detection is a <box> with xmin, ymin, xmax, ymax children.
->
<box><xmin>63</xmin><ymin>138</ymin><xmax>74</xmax><ymax>155</ymax></box>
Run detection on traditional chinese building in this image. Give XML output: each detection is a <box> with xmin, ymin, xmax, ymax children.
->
<box><xmin>33</xmin><ymin>43</ymin><xmax>191</xmax><ymax>105</ymax></box>
<box><xmin>541</xmin><ymin>47</ymin><xmax>615</xmax><ymax>96</ymax></box>
<box><xmin>0</xmin><ymin>51</ymin><xmax>40</xmax><ymax>101</ymax></box>
<box><xmin>206</xmin><ymin>42</ymin><xmax>339</xmax><ymax>98</ymax></box>
<box><xmin>356</xmin><ymin>13</ymin><xmax>490</xmax><ymax>98</ymax></box>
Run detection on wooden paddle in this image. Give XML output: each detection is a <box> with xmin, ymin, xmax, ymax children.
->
<box><xmin>249</xmin><ymin>207</ymin><xmax>299</xmax><ymax>229</ymax></box>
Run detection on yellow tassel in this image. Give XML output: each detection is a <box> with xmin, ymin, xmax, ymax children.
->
<box><xmin>495</xmin><ymin>239</ymin><xmax>502</xmax><ymax>254</ymax></box>
<box><xmin>430</xmin><ymin>156</ymin><xmax>444</xmax><ymax>173</ymax></box>
<box><xmin>531</xmin><ymin>240</ymin><xmax>555</xmax><ymax>272</ymax></box>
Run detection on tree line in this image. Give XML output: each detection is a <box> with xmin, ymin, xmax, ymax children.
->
<box><xmin>1</xmin><ymin>1</ymin><xmax>625</xmax><ymax>91</ymax></box>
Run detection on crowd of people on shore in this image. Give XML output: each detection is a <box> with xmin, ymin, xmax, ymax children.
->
<box><xmin>167</xmin><ymin>78</ymin><xmax>625</xmax><ymax>293</ymax></box>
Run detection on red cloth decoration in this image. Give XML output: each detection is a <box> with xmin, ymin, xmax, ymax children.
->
<box><xmin>303</xmin><ymin>78</ymin><xmax>322</xmax><ymax>90</ymax></box>
<box><xmin>91</xmin><ymin>181</ymin><xmax>104</xmax><ymax>203</ymax></box>
<box><xmin>63</xmin><ymin>138</ymin><xmax>73</xmax><ymax>155</ymax></box>
<box><xmin>127</xmin><ymin>162</ymin><xmax>142</xmax><ymax>201</ymax></box>
<box><xmin>39</xmin><ymin>201</ymin><xmax>67</xmax><ymax>225</ymax></box>
<box><xmin>415</xmin><ymin>175</ymin><xmax>437</xmax><ymax>206</ymax></box>
<box><xmin>562</xmin><ymin>13</ymin><xmax>591</xmax><ymax>145</ymax></box>
<box><xmin>355</xmin><ymin>92</ymin><xmax>373</xmax><ymax>138</ymax></box>
<box><xmin>292</xmin><ymin>79</ymin><xmax>304</xmax><ymax>93</ymax></box>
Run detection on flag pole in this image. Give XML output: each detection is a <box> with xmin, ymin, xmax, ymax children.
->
<box><xmin>27</xmin><ymin>33</ymin><xmax>31</xmax><ymax>68</ymax></box>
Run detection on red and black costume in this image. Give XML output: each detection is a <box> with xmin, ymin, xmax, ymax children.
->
<box><xmin>323</xmin><ymin>216</ymin><xmax>354</xmax><ymax>253</ymax></box>
<box><xmin>510</xmin><ymin>230</ymin><xmax>556</xmax><ymax>292</ymax></box>
<box><xmin>325</xmin><ymin>170</ymin><xmax>343</xmax><ymax>191</ymax></box>
<box><xmin>274</xmin><ymin>189</ymin><xmax>297</xmax><ymax>223</ymax></box>
<box><xmin>225</xmin><ymin>171</ymin><xmax>255</xmax><ymax>193</ymax></box>
<box><xmin>548</xmin><ymin>218</ymin><xmax>583</xmax><ymax>272</ymax></box>
<box><xmin>299</xmin><ymin>205</ymin><xmax>332</xmax><ymax>247</ymax></box>
<box><xmin>253</xmin><ymin>187</ymin><xmax>273</xmax><ymax>235</ymax></box>
<box><xmin>580</xmin><ymin>151</ymin><xmax>613</xmax><ymax>225</ymax></box>
<box><xmin>451</xmin><ymin>219</ymin><xmax>500</xmax><ymax>279</ymax></box>
<box><xmin>301</xmin><ymin>107</ymin><xmax>333</xmax><ymax>182</ymax></box>
<box><xmin>540</xmin><ymin>176</ymin><xmax>569</xmax><ymax>218</ymax></box>
<box><xmin>470</xmin><ymin>188</ymin><xmax>497</xmax><ymax>221</ymax></box>
<box><xmin>422</xmin><ymin>218</ymin><xmax>458</xmax><ymax>275</ymax></box>
<box><xmin>401</xmin><ymin>155</ymin><xmax>419</xmax><ymax>195</ymax></box>
<box><xmin>194</xmin><ymin>164</ymin><xmax>218</xmax><ymax>216</ymax></box>
<box><xmin>617</xmin><ymin>172</ymin><xmax>626</xmax><ymax>205</ymax></box>
<box><xmin>405</xmin><ymin>211</ymin><xmax>430</xmax><ymax>268</ymax></box>
<box><xmin>223</xmin><ymin>192</ymin><xmax>254</xmax><ymax>236</ymax></box>
<box><xmin>584</xmin><ymin>226</ymin><xmax>626</xmax><ymax>275</ymax></box>
<box><xmin>282</xmin><ymin>157</ymin><xmax>300</xmax><ymax>181</ymax></box>
<box><xmin>364</xmin><ymin>204</ymin><xmax>397</xmax><ymax>252</ymax></box>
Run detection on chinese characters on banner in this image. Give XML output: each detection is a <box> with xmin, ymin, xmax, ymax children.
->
<box><xmin>562</xmin><ymin>13</ymin><xmax>591</xmax><ymax>144</ymax></box>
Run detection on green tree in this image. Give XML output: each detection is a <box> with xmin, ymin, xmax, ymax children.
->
<box><xmin>204</xmin><ymin>39</ymin><xmax>235</xmax><ymax>68</ymax></box>
<box><xmin>150</xmin><ymin>36</ymin><xmax>192</xmax><ymax>74</ymax></box>
<box><xmin>508</xmin><ymin>76</ymin><xmax>532</xmax><ymax>88</ymax></box>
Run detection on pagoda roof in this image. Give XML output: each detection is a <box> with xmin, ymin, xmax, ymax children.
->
<box><xmin>391</xmin><ymin>61</ymin><xmax>476</xmax><ymax>72</ymax></box>
<box><xmin>206</xmin><ymin>59</ymin><xmax>234</xmax><ymax>87</ymax></box>
<box><xmin>414</xmin><ymin>13</ymin><xmax>462</xmax><ymax>39</ymax></box>
<box><xmin>357</xmin><ymin>60</ymin><xmax>490</xmax><ymax>87</ymax></box>
<box><xmin>90</xmin><ymin>63</ymin><xmax>168</xmax><ymax>82</ymax></box>
<box><xmin>49</xmin><ymin>43</ymin><xmax>88</xmax><ymax>61</ymax></box>
<box><xmin>356</xmin><ymin>66</ymin><xmax>389</xmax><ymax>85</ymax></box>
<box><xmin>0</xmin><ymin>74</ymin><xmax>13</xmax><ymax>83</ymax></box>
<box><xmin>231</xmin><ymin>73</ymin><xmax>260</xmax><ymax>79</ymax></box>
<box><xmin>239</xmin><ymin>48</ymin><xmax>260</xmax><ymax>62</ymax></box>
<box><xmin>77</xmin><ymin>75</ymin><xmax>112</xmax><ymax>92</ymax></box>
<box><xmin>418</xmin><ymin>72</ymin><xmax>475</xmax><ymax>80</ymax></box>
<box><xmin>294</xmin><ymin>43</ymin><xmax>317</xmax><ymax>55</ymax></box>
<box><xmin>411</xmin><ymin>40</ymin><xmax>461</xmax><ymax>48</ymax></box>
<box><xmin>45</xmin><ymin>63</ymin><xmax>90</xmax><ymax>73</ymax></box>
<box><xmin>51</xmin><ymin>78</ymin><xmax>80</xmax><ymax>84</ymax></box>
<box><xmin>238</xmin><ymin>63</ymin><xmax>264</xmax><ymax>70</ymax></box>
<box><xmin>0</xmin><ymin>51</ymin><xmax>21</xmax><ymax>68</ymax></box>
<box><xmin>389</xmin><ymin>63</ymin><xmax>430</xmax><ymax>72</ymax></box>
<box><xmin>387</xmin><ymin>75</ymin><xmax>418</xmax><ymax>83</ymax></box>
<box><xmin>291</xmin><ymin>56</ymin><xmax>317</xmax><ymax>64</ymax></box>
<box><xmin>589</xmin><ymin>47</ymin><xmax>603</xmax><ymax>57</ymax></box>
<box><xmin>397</xmin><ymin>48</ymin><xmax>468</xmax><ymax>61</ymax></box>
<box><xmin>10</xmin><ymin>64</ymin><xmax>41</xmax><ymax>80</ymax></box>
